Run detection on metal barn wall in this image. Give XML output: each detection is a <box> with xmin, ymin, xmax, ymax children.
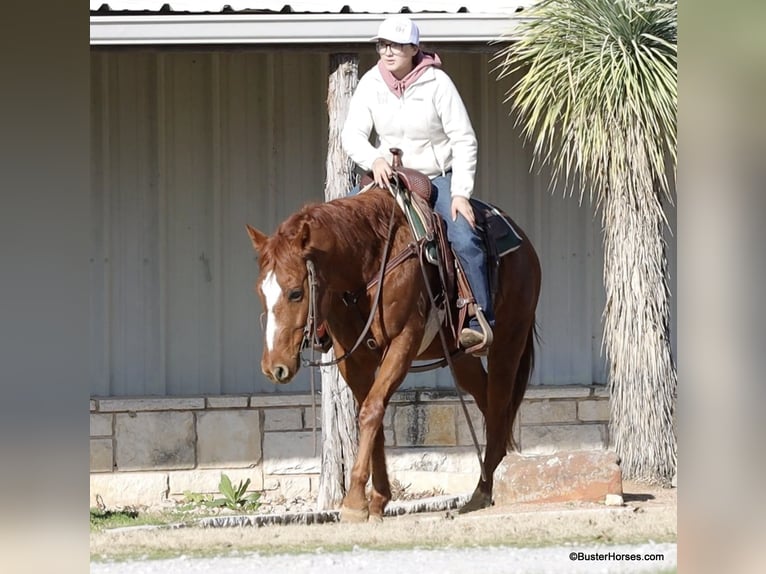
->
<box><xmin>90</xmin><ymin>47</ymin><xmax>675</xmax><ymax>397</ymax></box>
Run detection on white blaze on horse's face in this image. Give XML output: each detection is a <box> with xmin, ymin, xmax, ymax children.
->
<box><xmin>261</xmin><ymin>270</ymin><xmax>281</xmax><ymax>352</ymax></box>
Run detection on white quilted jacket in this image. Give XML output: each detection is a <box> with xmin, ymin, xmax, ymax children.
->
<box><xmin>341</xmin><ymin>65</ymin><xmax>478</xmax><ymax>199</ymax></box>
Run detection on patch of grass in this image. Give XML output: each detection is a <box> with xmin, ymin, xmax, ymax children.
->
<box><xmin>91</xmin><ymin>530</ymin><xmax>678</xmax><ymax>564</ymax></box>
<box><xmin>89</xmin><ymin>502</ymin><xmax>203</xmax><ymax>532</ymax></box>
<box><xmin>89</xmin><ymin>502</ymin><xmax>234</xmax><ymax>533</ymax></box>
<box><xmin>90</xmin><ymin>474</ymin><xmax>262</xmax><ymax>534</ymax></box>
<box><xmin>90</xmin><ymin>507</ymin><xmax>147</xmax><ymax>531</ymax></box>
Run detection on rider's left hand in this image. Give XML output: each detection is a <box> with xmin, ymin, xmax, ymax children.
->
<box><xmin>451</xmin><ymin>196</ymin><xmax>475</xmax><ymax>229</ymax></box>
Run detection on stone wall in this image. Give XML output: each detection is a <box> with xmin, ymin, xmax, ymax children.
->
<box><xmin>89</xmin><ymin>385</ymin><xmax>610</xmax><ymax>507</ymax></box>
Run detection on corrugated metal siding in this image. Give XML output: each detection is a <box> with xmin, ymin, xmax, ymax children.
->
<box><xmin>90</xmin><ymin>47</ymin><xmax>676</xmax><ymax>396</ymax></box>
<box><xmin>91</xmin><ymin>49</ymin><xmax>332</xmax><ymax>396</ymax></box>
<box><xmin>443</xmin><ymin>49</ymin><xmax>609</xmax><ymax>387</ymax></box>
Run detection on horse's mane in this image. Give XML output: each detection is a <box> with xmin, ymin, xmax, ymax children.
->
<box><xmin>260</xmin><ymin>190</ymin><xmax>396</xmax><ymax>271</ymax></box>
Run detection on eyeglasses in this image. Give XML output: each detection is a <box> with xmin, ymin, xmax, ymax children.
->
<box><xmin>376</xmin><ymin>41</ymin><xmax>408</xmax><ymax>56</ymax></box>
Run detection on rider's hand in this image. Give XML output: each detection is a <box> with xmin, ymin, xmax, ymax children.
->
<box><xmin>451</xmin><ymin>196</ymin><xmax>475</xmax><ymax>229</ymax></box>
<box><xmin>372</xmin><ymin>157</ymin><xmax>393</xmax><ymax>189</ymax></box>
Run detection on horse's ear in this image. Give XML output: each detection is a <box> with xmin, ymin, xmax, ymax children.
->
<box><xmin>245</xmin><ymin>224</ymin><xmax>268</xmax><ymax>254</ymax></box>
<box><xmin>298</xmin><ymin>221</ymin><xmax>311</xmax><ymax>252</ymax></box>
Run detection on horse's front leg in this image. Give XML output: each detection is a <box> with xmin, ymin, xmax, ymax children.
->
<box><xmin>368</xmin><ymin>427</ymin><xmax>391</xmax><ymax>521</ymax></box>
<box><xmin>340</xmin><ymin>332</ymin><xmax>420</xmax><ymax>523</ymax></box>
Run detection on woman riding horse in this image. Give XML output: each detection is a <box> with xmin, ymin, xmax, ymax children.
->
<box><xmin>246</xmin><ymin>184</ymin><xmax>540</xmax><ymax>521</ymax></box>
<box><xmin>342</xmin><ymin>15</ymin><xmax>492</xmax><ymax>350</ymax></box>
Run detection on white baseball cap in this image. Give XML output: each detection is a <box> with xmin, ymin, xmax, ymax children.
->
<box><xmin>371</xmin><ymin>15</ymin><xmax>420</xmax><ymax>46</ymax></box>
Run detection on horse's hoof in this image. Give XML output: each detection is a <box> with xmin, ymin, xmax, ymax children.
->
<box><xmin>458</xmin><ymin>492</ymin><xmax>492</xmax><ymax>514</ymax></box>
<box><xmin>368</xmin><ymin>513</ymin><xmax>384</xmax><ymax>523</ymax></box>
<box><xmin>340</xmin><ymin>505</ymin><xmax>369</xmax><ymax>523</ymax></box>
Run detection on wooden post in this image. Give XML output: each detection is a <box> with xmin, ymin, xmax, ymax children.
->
<box><xmin>317</xmin><ymin>53</ymin><xmax>360</xmax><ymax>510</ymax></box>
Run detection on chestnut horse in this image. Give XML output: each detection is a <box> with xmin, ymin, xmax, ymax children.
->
<box><xmin>246</xmin><ymin>186</ymin><xmax>540</xmax><ymax>521</ymax></box>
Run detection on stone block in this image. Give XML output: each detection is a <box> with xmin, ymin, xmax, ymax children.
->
<box><xmin>168</xmin><ymin>468</ymin><xmax>264</xmax><ymax>496</ymax></box>
<box><xmin>263</xmin><ymin>475</ymin><xmax>313</xmax><ymax>498</ymax></box>
<box><xmin>390</xmin><ymin>470</ymin><xmax>476</xmax><ymax>496</ymax></box>
<box><xmin>309</xmin><ymin>476</ymin><xmax>321</xmax><ymax>496</ymax></box>
<box><xmin>263</xmin><ymin>476</ymin><xmax>281</xmax><ymax>491</ymax></box>
<box><xmin>90</xmin><ymin>472</ymin><xmax>169</xmax><ymax>507</ymax></box>
<box><xmin>90</xmin><ymin>439</ymin><xmax>113</xmax><ymax>472</ymax></box>
<box><xmin>383</xmin><ymin>406</ymin><xmax>393</xmax><ymax>428</ymax></box>
<box><xmin>115</xmin><ymin>411</ymin><xmax>195</xmax><ymax>470</ymax></box>
<box><xmin>524</xmin><ymin>386</ymin><xmax>591</xmax><ymax>400</ymax></box>
<box><xmin>304</xmin><ymin>406</ymin><xmax>322</xmax><ymax>430</ymax></box>
<box><xmin>263</xmin><ymin>408</ymin><xmax>303</xmax><ymax>431</ymax></box>
<box><xmin>196</xmin><ymin>410</ymin><xmax>262</xmax><ymax>468</ymax></box>
<box><xmin>390</xmin><ymin>390</ymin><xmax>419</xmax><ymax>404</ymax></box>
<box><xmin>494</xmin><ymin>450</ymin><xmax>623</xmax><ymax>504</ymax></box>
<box><xmin>100</xmin><ymin>397</ymin><xmax>205</xmax><ymax>412</ymax></box>
<box><xmin>206</xmin><ymin>396</ymin><xmax>249</xmax><ymax>408</ymax></box>
<box><xmin>512</xmin><ymin>416</ymin><xmax>521</xmax><ymax>446</ymax></box>
<box><xmin>263</xmin><ymin>431</ymin><xmax>320</xmax><ymax>474</ymax></box>
<box><xmin>419</xmin><ymin>390</ymin><xmax>464</xmax><ymax>402</ymax></box>
<box><xmin>578</xmin><ymin>399</ymin><xmax>610</xmax><ymax>422</ymax></box>
<box><xmin>520</xmin><ymin>423</ymin><xmax>606</xmax><ymax>455</ymax></box>
<box><xmin>456</xmin><ymin>402</ymin><xmax>486</xmax><ymax>447</ymax></box>
<box><xmin>592</xmin><ymin>384</ymin><xmax>610</xmax><ymax>398</ymax></box>
<box><xmin>394</xmin><ymin>404</ymin><xmax>456</xmax><ymax>446</ymax></box>
<box><xmin>250</xmin><ymin>394</ymin><xmax>309</xmax><ymax>408</ymax></box>
<box><xmin>90</xmin><ymin>399</ymin><xmax>97</xmax><ymax>412</ymax></box>
<box><xmin>520</xmin><ymin>399</ymin><xmax>577</xmax><ymax>424</ymax></box>
<box><xmin>387</xmin><ymin>447</ymin><xmax>478</xmax><ymax>474</ymax></box>
<box><xmin>90</xmin><ymin>413</ymin><xmax>113</xmax><ymax>437</ymax></box>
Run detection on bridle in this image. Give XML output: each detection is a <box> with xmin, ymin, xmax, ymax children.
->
<box><xmin>300</xmin><ymin>258</ymin><xmax>323</xmax><ymax>359</ymax></box>
<box><xmin>299</xmin><ymin>188</ymin><xmax>413</xmax><ymax>368</ymax></box>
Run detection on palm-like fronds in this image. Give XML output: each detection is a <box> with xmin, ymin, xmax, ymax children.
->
<box><xmin>495</xmin><ymin>1</ymin><xmax>677</xmax><ymax>483</ymax></box>
<box><xmin>496</xmin><ymin>0</ymin><xmax>676</xmax><ymax>203</ymax></box>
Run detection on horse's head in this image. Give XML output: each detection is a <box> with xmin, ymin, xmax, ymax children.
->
<box><xmin>246</xmin><ymin>220</ymin><xmax>321</xmax><ymax>384</ymax></box>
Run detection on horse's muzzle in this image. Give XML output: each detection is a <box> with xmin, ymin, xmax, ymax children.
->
<box><xmin>262</xmin><ymin>362</ymin><xmax>294</xmax><ymax>384</ymax></box>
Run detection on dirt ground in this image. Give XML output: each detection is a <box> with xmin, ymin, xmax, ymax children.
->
<box><xmin>90</xmin><ymin>480</ymin><xmax>676</xmax><ymax>562</ymax></box>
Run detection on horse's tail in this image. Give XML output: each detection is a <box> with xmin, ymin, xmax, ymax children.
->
<box><xmin>507</xmin><ymin>320</ymin><xmax>538</xmax><ymax>451</ymax></box>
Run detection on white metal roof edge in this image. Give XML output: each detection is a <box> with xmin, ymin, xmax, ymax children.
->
<box><xmin>90</xmin><ymin>13</ymin><xmax>525</xmax><ymax>45</ymax></box>
<box><xmin>90</xmin><ymin>1</ymin><xmax>532</xmax><ymax>13</ymax></box>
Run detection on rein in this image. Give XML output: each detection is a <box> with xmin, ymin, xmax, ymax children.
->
<box><xmin>413</xmin><ymin>240</ymin><xmax>487</xmax><ymax>482</ymax></box>
<box><xmin>298</xmin><ymin>182</ymin><xmax>486</xmax><ymax>478</ymax></box>
<box><xmin>300</xmin><ymin>188</ymin><xmax>407</xmax><ymax>368</ymax></box>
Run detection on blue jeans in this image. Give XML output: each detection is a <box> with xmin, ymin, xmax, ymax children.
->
<box><xmin>430</xmin><ymin>173</ymin><xmax>494</xmax><ymax>327</ymax></box>
<box><xmin>349</xmin><ymin>174</ymin><xmax>494</xmax><ymax>327</ymax></box>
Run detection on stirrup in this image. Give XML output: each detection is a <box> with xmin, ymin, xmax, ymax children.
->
<box><xmin>460</xmin><ymin>308</ymin><xmax>493</xmax><ymax>356</ymax></box>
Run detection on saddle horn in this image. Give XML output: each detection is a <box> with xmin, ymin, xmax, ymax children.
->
<box><xmin>390</xmin><ymin>147</ymin><xmax>403</xmax><ymax>169</ymax></box>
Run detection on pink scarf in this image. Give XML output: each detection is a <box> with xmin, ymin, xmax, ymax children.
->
<box><xmin>378</xmin><ymin>51</ymin><xmax>442</xmax><ymax>98</ymax></box>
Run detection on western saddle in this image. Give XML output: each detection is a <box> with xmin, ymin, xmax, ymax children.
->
<box><xmin>359</xmin><ymin>148</ymin><xmax>522</xmax><ymax>356</ymax></box>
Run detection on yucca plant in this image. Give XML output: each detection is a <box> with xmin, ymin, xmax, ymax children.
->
<box><xmin>495</xmin><ymin>0</ymin><xmax>677</xmax><ymax>483</ymax></box>
<box><xmin>210</xmin><ymin>474</ymin><xmax>261</xmax><ymax>511</ymax></box>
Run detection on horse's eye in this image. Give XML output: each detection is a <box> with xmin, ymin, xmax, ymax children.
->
<box><xmin>287</xmin><ymin>288</ymin><xmax>304</xmax><ymax>302</ymax></box>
